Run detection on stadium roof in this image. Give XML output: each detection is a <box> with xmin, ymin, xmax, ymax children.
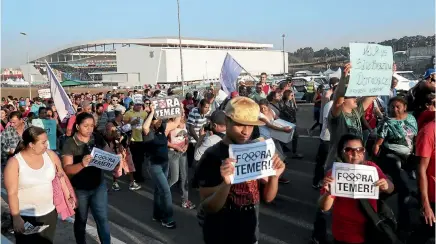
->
<box><xmin>32</xmin><ymin>37</ymin><xmax>274</xmax><ymax>63</ymax></box>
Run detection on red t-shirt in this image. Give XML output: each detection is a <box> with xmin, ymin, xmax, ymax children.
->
<box><xmin>103</xmin><ymin>103</ymin><xmax>109</xmax><ymax>111</ymax></box>
<box><xmin>364</xmin><ymin>102</ymin><xmax>377</xmax><ymax>129</ymax></box>
<box><xmin>182</xmin><ymin>99</ymin><xmax>195</xmax><ymax>116</ymax></box>
<box><xmin>321</xmin><ymin>161</ymin><xmax>387</xmax><ymax>243</ymax></box>
<box><xmin>261</xmin><ymin>84</ymin><xmax>270</xmax><ymax>95</ymax></box>
<box><xmin>418</xmin><ymin>110</ymin><xmax>435</xmax><ymax>130</ymax></box>
<box><xmin>67</xmin><ymin>115</ymin><xmax>77</xmax><ymax>133</ymax></box>
<box><xmin>416</xmin><ymin>120</ymin><xmax>436</xmax><ymax>203</ymax></box>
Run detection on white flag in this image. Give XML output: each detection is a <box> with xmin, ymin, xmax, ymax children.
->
<box><xmin>219</xmin><ymin>53</ymin><xmax>243</xmax><ymax>94</ymax></box>
<box><xmin>45</xmin><ymin>61</ymin><xmax>75</xmax><ymax>122</ymax></box>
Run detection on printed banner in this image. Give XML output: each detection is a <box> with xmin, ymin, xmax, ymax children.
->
<box><xmin>150</xmin><ymin>96</ymin><xmax>182</xmax><ymax>119</ymax></box>
<box><xmin>331</xmin><ymin>162</ymin><xmax>379</xmax><ymax>199</ymax></box>
<box><xmin>229</xmin><ymin>138</ymin><xmax>276</xmax><ymax>184</ymax></box>
<box><xmin>89</xmin><ymin>147</ymin><xmax>121</xmax><ymax>171</ymax></box>
<box><xmin>32</xmin><ymin>119</ymin><xmax>57</xmax><ymax>150</ymax></box>
<box><xmin>345</xmin><ymin>43</ymin><xmax>393</xmax><ymax>97</ymax></box>
<box><xmin>37</xmin><ymin>89</ymin><xmax>51</xmax><ymax>98</ymax></box>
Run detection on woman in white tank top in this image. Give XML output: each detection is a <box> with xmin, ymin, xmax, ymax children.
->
<box><xmin>4</xmin><ymin>126</ymin><xmax>65</xmax><ymax>244</ymax></box>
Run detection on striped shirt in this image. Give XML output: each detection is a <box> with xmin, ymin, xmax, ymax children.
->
<box><xmin>187</xmin><ymin>107</ymin><xmax>207</xmax><ymax>143</ymax></box>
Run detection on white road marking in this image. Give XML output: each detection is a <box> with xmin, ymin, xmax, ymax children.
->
<box><xmin>109</xmin><ymin>176</ymin><xmax>311</xmax><ymax>244</ymax></box>
<box><xmin>1</xmin><ymin>188</ymin><xmax>126</xmax><ymax>244</ymax></box>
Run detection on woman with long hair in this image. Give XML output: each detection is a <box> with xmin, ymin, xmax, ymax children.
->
<box><xmin>143</xmin><ymin>104</ymin><xmax>176</xmax><ymax>229</ymax></box>
<box><xmin>373</xmin><ymin>96</ymin><xmax>418</xmax><ymax>231</ymax></box>
<box><xmin>61</xmin><ymin>112</ymin><xmax>112</xmax><ymax>244</ymax></box>
<box><xmin>103</xmin><ymin>122</ymin><xmax>141</xmax><ymax>191</ymax></box>
<box><xmin>4</xmin><ymin>127</ymin><xmax>65</xmax><ymax>243</ymax></box>
<box><xmin>167</xmin><ymin>115</ymin><xmax>196</xmax><ymax>209</ymax></box>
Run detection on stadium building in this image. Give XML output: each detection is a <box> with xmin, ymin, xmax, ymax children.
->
<box><xmin>26</xmin><ymin>37</ymin><xmax>288</xmax><ymax>87</ymax></box>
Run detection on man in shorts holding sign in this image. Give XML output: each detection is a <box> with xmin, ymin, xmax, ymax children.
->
<box><xmin>194</xmin><ymin>96</ymin><xmax>285</xmax><ymax>244</ymax></box>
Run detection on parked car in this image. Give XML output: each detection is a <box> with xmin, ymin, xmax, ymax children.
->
<box><xmin>393</xmin><ymin>71</ymin><xmax>419</xmax><ymax>95</ymax></box>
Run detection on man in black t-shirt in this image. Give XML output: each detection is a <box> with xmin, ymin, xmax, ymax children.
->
<box><xmin>195</xmin><ymin>96</ymin><xmax>285</xmax><ymax>244</ymax></box>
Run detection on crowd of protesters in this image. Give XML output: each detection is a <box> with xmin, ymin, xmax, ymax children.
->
<box><xmin>0</xmin><ymin>66</ymin><xmax>435</xmax><ymax>244</ymax></box>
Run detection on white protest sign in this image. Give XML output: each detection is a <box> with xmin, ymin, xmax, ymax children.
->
<box><xmin>38</xmin><ymin>89</ymin><xmax>51</xmax><ymax>98</ymax></box>
<box><xmin>151</xmin><ymin>96</ymin><xmax>182</xmax><ymax>119</ymax></box>
<box><xmin>331</xmin><ymin>162</ymin><xmax>379</xmax><ymax>199</ymax></box>
<box><xmin>345</xmin><ymin>43</ymin><xmax>393</xmax><ymax>97</ymax></box>
<box><xmin>89</xmin><ymin>148</ymin><xmax>121</xmax><ymax>171</ymax></box>
<box><xmin>229</xmin><ymin>138</ymin><xmax>276</xmax><ymax>184</ymax></box>
<box><xmin>23</xmin><ymin>222</ymin><xmax>49</xmax><ymax>235</ymax></box>
<box><xmin>133</xmin><ymin>94</ymin><xmax>143</xmax><ymax>104</ymax></box>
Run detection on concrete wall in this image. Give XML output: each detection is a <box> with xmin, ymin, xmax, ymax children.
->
<box><xmin>116</xmin><ymin>46</ymin><xmax>288</xmax><ymax>84</ymax></box>
<box><xmin>20</xmin><ymin>64</ymin><xmax>45</xmax><ymax>82</ymax></box>
<box><xmin>116</xmin><ymin>47</ymin><xmax>163</xmax><ymax>86</ymax></box>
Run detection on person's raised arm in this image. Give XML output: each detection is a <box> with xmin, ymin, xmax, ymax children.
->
<box><xmin>142</xmin><ymin>105</ymin><xmax>155</xmax><ymax>135</ymax></box>
<box><xmin>331</xmin><ymin>63</ymin><xmax>350</xmax><ymax>117</ymax></box>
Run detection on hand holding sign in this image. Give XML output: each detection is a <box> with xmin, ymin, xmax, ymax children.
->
<box><xmin>221</xmin><ymin>158</ymin><xmax>236</xmax><ymax>185</ymax></box>
<box><xmin>82</xmin><ymin>155</ymin><xmax>93</xmax><ymax>167</ymax></box>
<box><xmin>271</xmin><ymin>154</ymin><xmax>285</xmax><ymax>177</ymax></box>
<box><xmin>374</xmin><ymin>178</ymin><xmax>389</xmax><ymax>192</ymax></box>
<box><xmin>322</xmin><ymin>175</ymin><xmax>335</xmax><ymax>194</ymax></box>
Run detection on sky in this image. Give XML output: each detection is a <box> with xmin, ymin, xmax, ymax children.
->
<box><xmin>1</xmin><ymin>0</ymin><xmax>435</xmax><ymax>68</ymax></box>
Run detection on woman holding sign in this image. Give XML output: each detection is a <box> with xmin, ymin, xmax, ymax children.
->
<box><xmin>143</xmin><ymin>104</ymin><xmax>177</xmax><ymax>229</ymax></box>
<box><xmin>61</xmin><ymin>112</ymin><xmax>112</xmax><ymax>244</ymax></box>
<box><xmin>4</xmin><ymin>127</ymin><xmax>66</xmax><ymax>243</ymax></box>
<box><xmin>319</xmin><ymin>134</ymin><xmax>394</xmax><ymax>244</ymax></box>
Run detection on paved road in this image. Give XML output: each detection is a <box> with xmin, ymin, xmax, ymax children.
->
<box><xmin>99</xmin><ymin>104</ymin><xmax>327</xmax><ymax>244</ymax></box>
<box><xmin>2</xmin><ymin>104</ymin><xmax>409</xmax><ymax>244</ymax></box>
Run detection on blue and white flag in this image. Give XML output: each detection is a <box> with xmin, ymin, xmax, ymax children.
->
<box><xmin>45</xmin><ymin>61</ymin><xmax>75</xmax><ymax>122</ymax></box>
<box><xmin>219</xmin><ymin>53</ymin><xmax>243</xmax><ymax>94</ymax></box>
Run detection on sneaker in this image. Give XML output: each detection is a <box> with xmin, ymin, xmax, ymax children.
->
<box><xmin>112</xmin><ymin>182</ymin><xmax>121</xmax><ymax>191</ymax></box>
<box><xmin>161</xmin><ymin>221</ymin><xmax>176</xmax><ymax>229</ymax></box>
<box><xmin>182</xmin><ymin>200</ymin><xmax>196</xmax><ymax>209</ymax></box>
<box><xmin>279</xmin><ymin>177</ymin><xmax>290</xmax><ymax>184</ymax></box>
<box><xmin>129</xmin><ymin>181</ymin><xmax>141</xmax><ymax>191</ymax></box>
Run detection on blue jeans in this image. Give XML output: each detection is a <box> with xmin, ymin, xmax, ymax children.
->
<box><xmin>74</xmin><ymin>182</ymin><xmax>111</xmax><ymax>244</ymax></box>
<box><xmin>149</xmin><ymin>162</ymin><xmax>174</xmax><ymax>223</ymax></box>
<box><xmin>168</xmin><ymin>150</ymin><xmax>189</xmax><ymax>201</ymax></box>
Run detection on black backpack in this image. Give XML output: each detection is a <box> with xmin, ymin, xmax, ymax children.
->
<box><xmin>359</xmin><ymin>199</ymin><xmax>403</xmax><ymax>244</ymax></box>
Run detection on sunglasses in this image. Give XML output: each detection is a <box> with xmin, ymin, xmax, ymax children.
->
<box><xmin>145</xmin><ymin>102</ymin><xmax>151</xmax><ymax>105</ymax></box>
<box><xmin>343</xmin><ymin>147</ymin><xmax>365</xmax><ymax>155</ymax></box>
<box><xmin>112</xmin><ymin>99</ymin><xmax>119</xmax><ymax>102</ymax></box>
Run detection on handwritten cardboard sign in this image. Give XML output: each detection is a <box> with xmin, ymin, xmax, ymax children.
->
<box><xmin>150</xmin><ymin>96</ymin><xmax>182</xmax><ymax>119</ymax></box>
<box><xmin>345</xmin><ymin>43</ymin><xmax>393</xmax><ymax>97</ymax></box>
<box><xmin>133</xmin><ymin>94</ymin><xmax>143</xmax><ymax>104</ymax></box>
<box><xmin>89</xmin><ymin>148</ymin><xmax>121</xmax><ymax>171</ymax></box>
<box><xmin>32</xmin><ymin>119</ymin><xmax>57</xmax><ymax>150</ymax></box>
<box><xmin>229</xmin><ymin>138</ymin><xmax>276</xmax><ymax>184</ymax></box>
<box><xmin>331</xmin><ymin>162</ymin><xmax>379</xmax><ymax>199</ymax></box>
<box><xmin>37</xmin><ymin>89</ymin><xmax>51</xmax><ymax>99</ymax></box>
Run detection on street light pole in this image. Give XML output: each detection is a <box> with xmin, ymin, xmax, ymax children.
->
<box><xmin>177</xmin><ymin>0</ymin><xmax>185</xmax><ymax>96</ymax></box>
<box><xmin>20</xmin><ymin>32</ymin><xmax>31</xmax><ymax>98</ymax></box>
<box><xmin>282</xmin><ymin>34</ymin><xmax>286</xmax><ymax>77</ymax></box>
